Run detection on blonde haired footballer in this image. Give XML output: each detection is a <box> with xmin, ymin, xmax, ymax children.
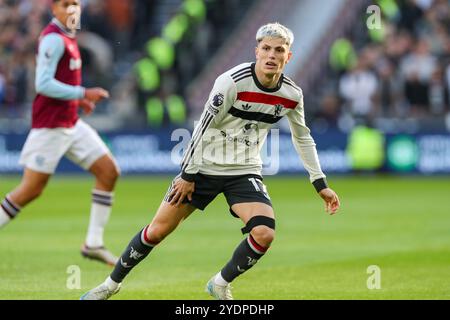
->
<box><xmin>81</xmin><ymin>22</ymin><xmax>340</xmax><ymax>300</ymax></box>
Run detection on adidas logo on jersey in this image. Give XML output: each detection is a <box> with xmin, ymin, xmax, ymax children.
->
<box><xmin>242</xmin><ymin>103</ymin><xmax>252</xmax><ymax>110</ymax></box>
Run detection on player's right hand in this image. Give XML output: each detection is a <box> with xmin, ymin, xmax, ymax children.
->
<box><xmin>84</xmin><ymin>87</ymin><xmax>110</xmax><ymax>103</ymax></box>
<box><xmin>319</xmin><ymin>188</ymin><xmax>340</xmax><ymax>215</ymax></box>
<box><xmin>168</xmin><ymin>178</ymin><xmax>195</xmax><ymax>207</ymax></box>
<box><xmin>79</xmin><ymin>98</ymin><xmax>96</xmax><ymax>115</ymax></box>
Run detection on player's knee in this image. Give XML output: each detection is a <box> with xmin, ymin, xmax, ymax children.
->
<box><xmin>251</xmin><ymin>226</ymin><xmax>275</xmax><ymax>248</ymax></box>
<box><xmin>241</xmin><ymin>215</ymin><xmax>275</xmax><ymax>248</ymax></box>
<box><xmin>96</xmin><ymin>163</ymin><xmax>120</xmax><ymax>187</ymax></box>
<box><xmin>105</xmin><ymin>162</ymin><xmax>120</xmax><ymax>181</ymax></box>
<box><xmin>108</xmin><ymin>165</ymin><xmax>120</xmax><ymax>183</ymax></box>
<box><xmin>145</xmin><ymin>225</ymin><xmax>168</xmax><ymax>245</ymax></box>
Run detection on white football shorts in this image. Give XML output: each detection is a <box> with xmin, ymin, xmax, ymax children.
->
<box><xmin>19</xmin><ymin>119</ymin><xmax>111</xmax><ymax>174</ymax></box>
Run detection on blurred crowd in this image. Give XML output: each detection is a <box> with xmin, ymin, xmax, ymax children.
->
<box><xmin>312</xmin><ymin>0</ymin><xmax>450</xmax><ymax>132</ymax></box>
<box><xmin>2</xmin><ymin>0</ymin><xmax>449</xmax><ymax>133</ymax></box>
<box><xmin>0</xmin><ymin>0</ymin><xmax>251</xmax><ymax>130</ymax></box>
<box><xmin>0</xmin><ymin>0</ymin><xmax>45</xmax><ymax>119</ymax></box>
<box><xmin>0</xmin><ymin>0</ymin><xmax>156</xmax><ymax>121</ymax></box>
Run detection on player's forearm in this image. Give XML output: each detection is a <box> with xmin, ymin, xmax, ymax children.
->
<box><xmin>293</xmin><ymin>136</ymin><xmax>326</xmax><ymax>183</ymax></box>
<box><xmin>35</xmin><ymin>77</ymin><xmax>85</xmax><ymax>100</ymax></box>
<box><xmin>298</xmin><ymin>146</ymin><xmax>325</xmax><ymax>180</ymax></box>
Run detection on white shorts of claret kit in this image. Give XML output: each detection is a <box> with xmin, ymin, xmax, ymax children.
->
<box><xmin>19</xmin><ymin>119</ymin><xmax>111</xmax><ymax>174</ymax></box>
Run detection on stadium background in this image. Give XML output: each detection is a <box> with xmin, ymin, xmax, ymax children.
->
<box><xmin>0</xmin><ymin>0</ymin><xmax>450</xmax><ymax>300</ymax></box>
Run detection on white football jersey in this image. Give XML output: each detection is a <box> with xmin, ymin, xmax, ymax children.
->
<box><xmin>181</xmin><ymin>62</ymin><xmax>325</xmax><ymax>182</ymax></box>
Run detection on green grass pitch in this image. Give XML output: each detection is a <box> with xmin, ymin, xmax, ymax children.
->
<box><xmin>0</xmin><ymin>175</ymin><xmax>449</xmax><ymax>300</ymax></box>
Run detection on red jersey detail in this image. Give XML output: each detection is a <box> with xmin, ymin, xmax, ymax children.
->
<box><xmin>237</xmin><ymin>91</ymin><xmax>298</xmax><ymax>109</ymax></box>
<box><xmin>32</xmin><ymin>23</ymin><xmax>82</xmax><ymax>129</ymax></box>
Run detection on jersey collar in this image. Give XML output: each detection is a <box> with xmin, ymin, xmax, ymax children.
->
<box><xmin>52</xmin><ymin>18</ymin><xmax>77</xmax><ymax>38</ymax></box>
<box><xmin>251</xmin><ymin>62</ymin><xmax>284</xmax><ymax>93</ymax></box>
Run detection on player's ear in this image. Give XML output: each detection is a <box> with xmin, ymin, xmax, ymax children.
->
<box><xmin>286</xmin><ymin>51</ymin><xmax>293</xmax><ymax>63</ymax></box>
<box><xmin>255</xmin><ymin>46</ymin><xmax>259</xmax><ymax>58</ymax></box>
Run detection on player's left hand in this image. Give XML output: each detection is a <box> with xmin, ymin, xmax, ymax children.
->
<box><xmin>79</xmin><ymin>98</ymin><xmax>96</xmax><ymax>115</ymax></box>
<box><xmin>319</xmin><ymin>188</ymin><xmax>340</xmax><ymax>215</ymax></box>
<box><xmin>168</xmin><ymin>177</ymin><xmax>195</xmax><ymax>207</ymax></box>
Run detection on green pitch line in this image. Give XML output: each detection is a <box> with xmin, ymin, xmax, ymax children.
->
<box><xmin>0</xmin><ymin>175</ymin><xmax>449</xmax><ymax>299</ymax></box>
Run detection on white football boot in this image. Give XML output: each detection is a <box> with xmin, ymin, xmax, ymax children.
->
<box><xmin>80</xmin><ymin>282</ymin><xmax>121</xmax><ymax>300</ymax></box>
<box><xmin>81</xmin><ymin>244</ymin><xmax>118</xmax><ymax>266</ymax></box>
<box><xmin>205</xmin><ymin>276</ymin><xmax>234</xmax><ymax>300</ymax></box>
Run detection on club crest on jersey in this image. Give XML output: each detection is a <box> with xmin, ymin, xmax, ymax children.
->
<box><xmin>274</xmin><ymin>104</ymin><xmax>283</xmax><ymax>117</ymax></box>
<box><xmin>129</xmin><ymin>247</ymin><xmax>143</xmax><ymax>260</ymax></box>
<box><xmin>35</xmin><ymin>155</ymin><xmax>45</xmax><ymax>167</ymax></box>
<box><xmin>247</xmin><ymin>256</ymin><xmax>257</xmax><ymax>266</ymax></box>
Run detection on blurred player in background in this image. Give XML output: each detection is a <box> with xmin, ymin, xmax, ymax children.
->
<box><xmin>0</xmin><ymin>0</ymin><xmax>119</xmax><ymax>265</ymax></box>
<box><xmin>81</xmin><ymin>22</ymin><xmax>340</xmax><ymax>300</ymax></box>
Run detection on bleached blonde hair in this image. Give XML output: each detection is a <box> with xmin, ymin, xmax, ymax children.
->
<box><xmin>256</xmin><ymin>22</ymin><xmax>294</xmax><ymax>47</ymax></box>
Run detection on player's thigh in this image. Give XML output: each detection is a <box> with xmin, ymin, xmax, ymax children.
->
<box><xmin>19</xmin><ymin>128</ymin><xmax>71</xmax><ymax>174</ymax></box>
<box><xmin>147</xmin><ymin>200</ymin><xmax>197</xmax><ymax>239</ymax></box>
<box><xmin>230</xmin><ymin>202</ymin><xmax>275</xmax><ymax>224</ymax></box>
<box><xmin>65</xmin><ymin>119</ymin><xmax>114</xmax><ymax>171</ymax></box>
<box><xmin>224</xmin><ymin>174</ymin><xmax>274</xmax><ymax>222</ymax></box>
<box><xmin>164</xmin><ymin>173</ymin><xmax>221</xmax><ymax>211</ymax></box>
<box><xmin>88</xmin><ymin>153</ymin><xmax>120</xmax><ymax>178</ymax></box>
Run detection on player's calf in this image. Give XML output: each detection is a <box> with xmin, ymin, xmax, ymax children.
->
<box><xmin>109</xmin><ymin>225</ymin><xmax>160</xmax><ymax>284</ymax></box>
<box><xmin>212</xmin><ymin>215</ymin><xmax>276</xmax><ymax>290</ymax></box>
<box><xmin>81</xmin><ymin>224</ymin><xmax>163</xmax><ymax>300</ymax></box>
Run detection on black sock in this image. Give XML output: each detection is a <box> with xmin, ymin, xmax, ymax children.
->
<box><xmin>110</xmin><ymin>226</ymin><xmax>155</xmax><ymax>283</ymax></box>
<box><xmin>220</xmin><ymin>235</ymin><xmax>268</xmax><ymax>283</ymax></box>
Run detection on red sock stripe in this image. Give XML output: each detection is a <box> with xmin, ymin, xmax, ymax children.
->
<box><xmin>141</xmin><ymin>225</ymin><xmax>158</xmax><ymax>247</ymax></box>
<box><xmin>248</xmin><ymin>235</ymin><xmax>268</xmax><ymax>254</ymax></box>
